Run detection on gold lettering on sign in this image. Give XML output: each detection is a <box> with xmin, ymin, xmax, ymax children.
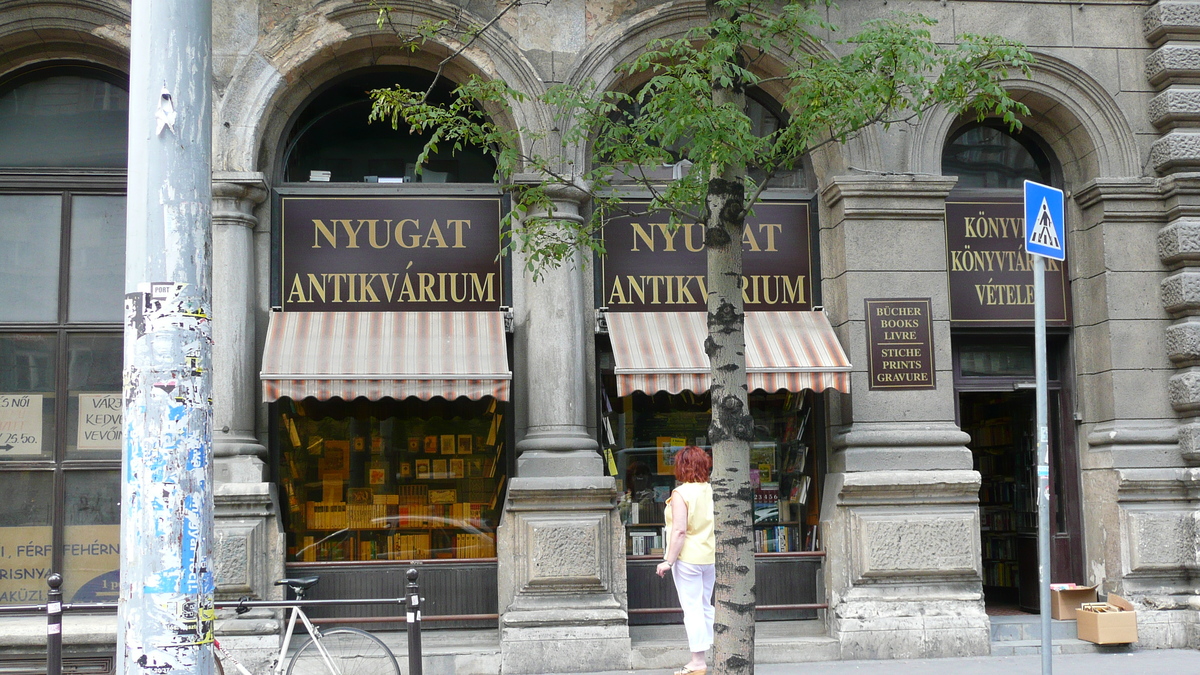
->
<box><xmin>606</xmin><ymin>274</ymin><xmax>804</xmax><ymax>306</ymax></box>
<box><xmin>309</xmin><ymin>218</ymin><xmax>475</xmax><ymax>250</ymax></box>
<box><xmin>285</xmin><ymin>272</ymin><xmax>497</xmax><ymax>305</ymax></box>
<box><xmin>626</xmin><ymin>222</ymin><xmax>783</xmax><ymax>253</ymax></box>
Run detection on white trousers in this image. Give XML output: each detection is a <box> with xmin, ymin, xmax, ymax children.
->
<box><xmin>671</xmin><ymin>560</ymin><xmax>715</xmax><ymax>653</ymax></box>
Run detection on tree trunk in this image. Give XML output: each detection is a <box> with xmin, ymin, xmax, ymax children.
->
<box><xmin>705</xmin><ymin>3</ymin><xmax>754</xmax><ymax>672</ymax></box>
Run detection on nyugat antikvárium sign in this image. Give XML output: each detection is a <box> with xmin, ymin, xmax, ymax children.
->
<box><xmin>945</xmin><ymin>194</ymin><xmax>1070</xmax><ymax>326</ymax></box>
<box><xmin>279</xmin><ymin>196</ymin><xmax>503</xmax><ymax>311</ymax></box>
<box><xmin>601</xmin><ymin>201</ymin><xmax>814</xmax><ymax>311</ymax></box>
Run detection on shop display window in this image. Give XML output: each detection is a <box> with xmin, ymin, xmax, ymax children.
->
<box><xmin>604</xmin><ymin>390</ymin><xmax>822</xmax><ymax>556</ymax></box>
<box><xmin>277</xmin><ymin>396</ymin><xmax>508</xmax><ymax>563</ymax></box>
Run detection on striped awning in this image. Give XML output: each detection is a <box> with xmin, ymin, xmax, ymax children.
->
<box><xmin>607</xmin><ymin>311</ymin><xmax>851</xmax><ymax>397</ymax></box>
<box><xmin>261</xmin><ymin>311</ymin><xmax>510</xmax><ymax>402</ymax></box>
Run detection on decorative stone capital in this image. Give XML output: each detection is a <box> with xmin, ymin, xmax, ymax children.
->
<box><xmin>822</xmin><ymin>174</ymin><xmax>959</xmax><ymax>222</ymax></box>
<box><xmin>1159</xmin><ymin>218</ymin><xmax>1200</xmax><ymax>267</ymax></box>
<box><xmin>1149</xmin><ymin>87</ymin><xmax>1200</xmax><ymax>130</ymax></box>
<box><xmin>1161</xmin><ymin>270</ymin><xmax>1200</xmax><ymax>316</ymax></box>
<box><xmin>1150</xmin><ymin>130</ymin><xmax>1200</xmax><ymax>175</ymax></box>
<box><xmin>212</xmin><ymin>172</ymin><xmax>269</xmax><ymax>228</ymax></box>
<box><xmin>1145</xmin><ymin>1</ymin><xmax>1200</xmax><ymax>48</ymax></box>
<box><xmin>1167</xmin><ymin>367</ymin><xmax>1200</xmax><ymax>414</ymax></box>
<box><xmin>1146</xmin><ymin>44</ymin><xmax>1200</xmax><ymax>89</ymax></box>
<box><xmin>1175</xmin><ymin>421</ymin><xmax>1200</xmax><ymax>465</ymax></box>
<box><xmin>1166</xmin><ymin>317</ymin><xmax>1200</xmax><ymax>365</ymax></box>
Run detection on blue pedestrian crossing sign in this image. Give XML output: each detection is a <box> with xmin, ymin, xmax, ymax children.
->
<box><xmin>1024</xmin><ymin>180</ymin><xmax>1065</xmax><ymax>261</ymax></box>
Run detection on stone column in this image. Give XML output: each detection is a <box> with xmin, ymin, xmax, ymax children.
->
<box><xmin>820</xmin><ymin>175</ymin><xmax>990</xmax><ymax>659</ymax></box>
<box><xmin>498</xmin><ymin>181</ymin><xmax>630</xmax><ymax>673</ymax></box>
<box><xmin>210</xmin><ymin>173</ymin><xmax>284</xmax><ymax>669</ymax></box>
<box><xmin>1140</xmin><ymin>1</ymin><xmax>1200</xmax><ymax>647</ymax></box>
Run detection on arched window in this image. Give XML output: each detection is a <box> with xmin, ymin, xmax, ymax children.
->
<box><xmin>282</xmin><ymin>69</ymin><xmax>496</xmax><ymax>183</ymax></box>
<box><xmin>0</xmin><ymin>63</ymin><xmax>127</xmax><ymax>605</ymax></box>
<box><xmin>610</xmin><ymin>87</ymin><xmax>806</xmax><ymax>187</ymax></box>
<box><xmin>942</xmin><ymin>122</ymin><xmax>1054</xmax><ymax>189</ymax></box>
<box><xmin>0</xmin><ymin>65</ymin><xmax>128</xmax><ymax>168</ymax></box>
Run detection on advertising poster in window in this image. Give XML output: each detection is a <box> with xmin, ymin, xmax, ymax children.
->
<box><xmin>63</xmin><ymin>525</ymin><xmax>120</xmax><ymax>602</ymax></box>
<box><xmin>0</xmin><ymin>526</ymin><xmax>52</xmax><ymax>603</ymax></box>
<box><xmin>0</xmin><ymin>394</ymin><xmax>42</xmax><ymax>456</ymax></box>
<box><xmin>76</xmin><ymin>393</ymin><xmax>122</xmax><ymax>450</ymax></box>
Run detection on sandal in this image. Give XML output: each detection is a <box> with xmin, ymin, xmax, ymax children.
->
<box><xmin>673</xmin><ymin>667</ymin><xmax>706</xmax><ymax>675</ymax></box>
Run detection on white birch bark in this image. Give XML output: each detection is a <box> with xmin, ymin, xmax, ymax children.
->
<box><xmin>706</xmin><ymin>3</ymin><xmax>755</xmax><ymax>669</ymax></box>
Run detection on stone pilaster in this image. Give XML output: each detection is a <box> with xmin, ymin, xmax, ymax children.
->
<box><xmin>498</xmin><ymin>180</ymin><xmax>630</xmax><ymax>673</ymax></box>
<box><xmin>1135</xmin><ymin>1</ymin><xmax>1200</xmax><ymax>646</ymax></box>
<box><xmin>210</xmin><ymin>172</ymin><xmax>283</xmax><ymax>668</ymax></box>
<box><xmin>819</xmin><ymin>175</ymin><xmax>988</xmax><ymax>658</ymax></box>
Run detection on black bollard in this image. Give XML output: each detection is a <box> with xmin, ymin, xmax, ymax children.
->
<box><xmin>46</xmin><ymin>573</ymin><xmax>63</xmax><ymax>675</ymax></box>
<box><xmin>405</xmin><ymin>568</ymin><xmax>422</xmax><ymax>675</ymax></box>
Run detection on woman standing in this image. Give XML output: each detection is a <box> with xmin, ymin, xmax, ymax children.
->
<box><xmin>656</xmin><ymin>445</ymin><xmax>715</xmax><ymax>675</ymax></box>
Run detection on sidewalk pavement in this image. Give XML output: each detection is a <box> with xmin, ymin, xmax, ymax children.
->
<box><xmin>545</xmin><ymin>648</ymin><xmax>1200</xmax><ymax>675</ymax></box>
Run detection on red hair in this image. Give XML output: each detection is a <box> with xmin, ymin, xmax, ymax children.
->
<box><xmin>674</xmin><ymin>445</ymin><xmax>711</xmax><ymax>483</ymax></box>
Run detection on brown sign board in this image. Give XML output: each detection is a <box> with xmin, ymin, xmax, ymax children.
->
<box><xmin>945</xmin><ymin>194</ymin><xmax>1070</xmax><ymax>326</ymax></box>
<box><xmin>601</xmin><ymin>200</ymin><xmax>814</xmax><ymax>312</ymax></box>
<box><xmin>279</xmin><ymin>196</ymin><xmax>503</xmax><ymax>311</ymax></box>
<box><xmin>865</xmin><ymin>298</ymin><xmax>936</xmax><ymax>390</ymax></box>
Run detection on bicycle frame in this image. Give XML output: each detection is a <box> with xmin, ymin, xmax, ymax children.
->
<box><xmin>214</xmin><ymin>603</ymin><xmax>343</xmax><ymax>675</ymax></box>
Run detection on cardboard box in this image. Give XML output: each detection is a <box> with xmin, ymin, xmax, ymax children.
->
<box><xmin>1076</xmin><ymin>594</ymin><xmax>1138</xmax><ymax>645</ymax></box>
<box><xmin>1050</xmin><ymin>583</ymin><xmax>1098</xmax><ymax>620</ymax></box>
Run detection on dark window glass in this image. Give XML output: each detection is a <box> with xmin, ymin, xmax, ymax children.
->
<box><xmin>69</xmin><ymin>196</ymin><xmax>127</xmax><ymax>322</ymax></box>
<box><xmin>0</xmin><ymin>74</ymin><xmax>128</xmax><ymax>168</ymax></box>
<box><xmin>284</xmin><ymin>70</ymin><xmax>496</xmax><ymax>183</ymax></box>
<box><xmin>0</xmin><ymin>471</ymin><xmax>54</xmax><ymax>602</ymax></box>
<box><xmin>943</xmin><ymin>124</ymin><xmax>1052</xmax><ymax>189</ymax></box>
<box><xmin>0</xmin><ymin>195</ymin><xmax>62</xmax><ymax>322</ymax></box>
<box><xmin>958</xmin><ymin>340</ymin><xmax>1060</xmax><ymax>379</ymax></box>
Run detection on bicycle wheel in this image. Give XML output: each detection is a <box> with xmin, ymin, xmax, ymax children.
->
<box><xmin>286</xmin><ymin>627</ymin><xmax>400</xmax><ymax>675</ymax></box>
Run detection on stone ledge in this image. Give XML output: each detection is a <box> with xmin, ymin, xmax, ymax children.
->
<box><xmin>0</xmin><ymin>614</ymin><xmax>115</xmax><ymax>648</ymax></box>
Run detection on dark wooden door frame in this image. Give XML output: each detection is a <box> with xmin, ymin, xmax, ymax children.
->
<box><xmin>951</xmin><ymin>336</ymin><xmax>1085</xmax><ymax>589</ymax></box>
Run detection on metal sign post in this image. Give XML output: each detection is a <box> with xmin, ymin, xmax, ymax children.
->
<box><xmin>1024</xmin><ymin>180</ymin><xmax>1065</xmax><ymax>675</ymax></box>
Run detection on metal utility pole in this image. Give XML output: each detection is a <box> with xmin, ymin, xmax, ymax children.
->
<box><xmin>1034</xmin><ymin>253</ymin><xmax>1052</xmax><ymax>674</ymax></box>
<box><xmin>117</xmin><ymin>0</ymin><xmax>215</xmax><ymax>673</ymax></box>
<box><xmin>1023</xmin><ymin>179</ymin><xmax>1065</xmax><ymax>675</ymax></box>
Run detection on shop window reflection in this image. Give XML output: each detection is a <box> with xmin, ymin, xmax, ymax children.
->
<box><xmin>606</xmin><ymin>390</ymin><xmax>822</xmax><ymax>556</ymax></box>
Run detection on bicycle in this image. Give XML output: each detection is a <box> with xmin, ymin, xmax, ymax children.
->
<box><xmin>213</xmin><ymin>577</ymin><xmax>402</xmax><ymax>675</ymax></box>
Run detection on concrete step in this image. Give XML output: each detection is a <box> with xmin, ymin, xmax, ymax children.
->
<box><xmin>990</xmin><ymin>638</ymin><xmax>1136</xmax><ymax>656</ymax></box>
<box><xmin>989</xmin><ymin>615</ymin><xmax>1078</xmax><ymax>641</ymax></box>
<box><xmin>632</xmin><ymin>637</ymin><xmax>840</xmax><ymax>669</ymax></box>
<box><xmin>631</xmin><ymin>620</ymin><xmax>836</xmax><ymax>669</ymax></box>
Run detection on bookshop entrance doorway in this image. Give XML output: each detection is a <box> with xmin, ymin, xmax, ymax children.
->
<box><xmin>959</xmin><ymin>387</ymin><xmax>1083</xmax><ymax>613</ymax></box>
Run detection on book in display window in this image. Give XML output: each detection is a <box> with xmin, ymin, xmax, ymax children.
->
<box><xmin>276</xmin><ymin>396</ymin><xmax>507</xmax><ymax>563</ymax></box>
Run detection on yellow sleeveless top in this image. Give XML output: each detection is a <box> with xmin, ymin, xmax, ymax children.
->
<box><xmin>664</xmin><ymin>481</ymin><xmax>715</xmax><ymax>565</ymax></box>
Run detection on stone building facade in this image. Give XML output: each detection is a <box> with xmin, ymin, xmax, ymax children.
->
<box><xmin>0</xmin><ymin>0</ymin><xmax>1198</xmax><ymax>673</ymax></box>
